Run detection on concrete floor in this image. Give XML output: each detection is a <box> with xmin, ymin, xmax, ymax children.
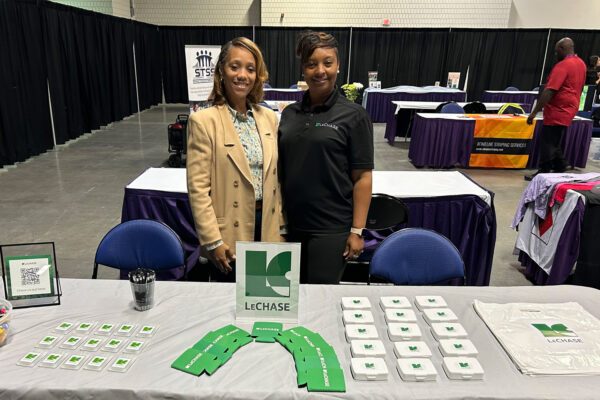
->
<box><xmin>1</xmin><ymin>104</ymin><xmax>599</xmax><ymax>284</ymax></box>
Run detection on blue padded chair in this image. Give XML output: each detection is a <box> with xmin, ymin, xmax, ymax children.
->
<box><xmin>440</xmin><ymin>103</ymin><xmax>465</xmax><ymax>114</ymax></box>
<box><xmin>532</xmin><ymin>86</ymin><xmax>540</xmax><ymax>92</ymax></box>
<box><xmin>263</xmin><ymin>83</ymin><xmax>272</xmax><ymax>88</ymax></box>
<box><xmin>504</xmin><ymin>86</ymin><xmax>519</xmax><ymax>91</ymax></box>
<box><xmin>369</xmin><ymin>228</ymin><xmax>465</xmax><ymax>285</ymax></box>
<box><xmin>93</xmin><ymin>219</ymin><xmax>186</xmax><ymax>280</ymax></box>
<box><xmin>289</xmin><ymin>84</ymin><xmax>298</xmax><ymax>89</ymax></box>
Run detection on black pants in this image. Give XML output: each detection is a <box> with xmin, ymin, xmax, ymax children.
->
<box><xmin>287</xmin><ymin>230</ymin><xmax>348</xmax><ymax>284</ymax></box>
<box><xmin>539</xmin><ymin>124</ymin><xmax>567</xmax><ymax>171</ymax></box>
<box><xmin>208</xmin><ymin>209</ymin><xmax>262</xmax><ymax>282</ymax></box>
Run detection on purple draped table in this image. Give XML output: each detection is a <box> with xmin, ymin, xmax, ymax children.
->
<box><xmin>362</xmin><ymin>86</ymin><xmax>467</xmax><ymax>123</ymax></box>
<box><xmin>122</xmin><ymin>169</ymin><xmax>496</xmax><ymax>285</ymax></box>
<box><xmin>408</xmin><ymin>114</ymin><xmax>593</xmax><ymax>168</ymax></box>
<box><xmin>481</xmin><ymin>90</ymin><xmax>538</xmax><ymax>113</ymax></box>
<box><xmin>263</xmin><ymin>88</ymin><xmax>305</xmax><ymax>101</ymax></box>
<box><xmin>363</xmin><ymin>171</ymin><xmax>496</xmax><ymax>286</ymax></box>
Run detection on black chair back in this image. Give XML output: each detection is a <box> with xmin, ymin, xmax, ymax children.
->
<box><xmin>366</xmin><ymin>194</ymin><xmax>409</xmax><ymax>230</ymax></box>
<box><xmin>463</xmin><ymin>101</ymin><xmax>487</xmax><ymax>114</ymax></box>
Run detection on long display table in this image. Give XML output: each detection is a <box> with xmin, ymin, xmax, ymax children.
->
<box><xmin>122</xmin><ymin>169</ymin><xmax>496</xmax><ymax>286</ymax></box>
<box><xmin>1</xmin><ymin>278</ymin><xmax>600</xmax><ymax>399</ymax></box>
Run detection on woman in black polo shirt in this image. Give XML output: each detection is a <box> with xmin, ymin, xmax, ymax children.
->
<box><xmin>278</xmin><ymin>31</ymin><xmax>374</xmax><ymax>284</ymax></box>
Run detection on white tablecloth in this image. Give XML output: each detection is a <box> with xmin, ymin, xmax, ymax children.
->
<box><xmin>393</xmin><ymin>101</ymin><xmax>508</xmax><ymax>114</ymax></box>
<box><xmin>372</xmin><ymin>171</ymin><xmax>492</xmax><ymax>206</ymax></box>
<box><xmin>1</xmin><ymin>279</ymin><xmax>600</xmax><ymax>399</ymax></box>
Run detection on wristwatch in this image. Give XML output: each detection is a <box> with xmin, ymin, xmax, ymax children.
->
<box><xmin>350</xmin><ymin>227</ymin><xmax>365</xmax><ymax>238</ymax></box>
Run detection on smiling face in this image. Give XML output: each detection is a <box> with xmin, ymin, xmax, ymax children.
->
<box><xmin>222</xmin><ymin>46</ymin><xmax>256</xmax><ymax>106</ymax></box>
<box><xmin>302</xmin><ymin>47</ymin><xmax>339</xmax><ymax>103</ymax></box>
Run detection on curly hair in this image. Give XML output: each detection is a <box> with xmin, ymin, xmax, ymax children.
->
<box><xmin>296</xmin><ymin>31</ymin><xmax>338</xmax><ymax>65</ymax></box>
<box><xmin>209</xmin><ymin>37</ymin><xmax>268</xmax><ymax>106</ymax></box>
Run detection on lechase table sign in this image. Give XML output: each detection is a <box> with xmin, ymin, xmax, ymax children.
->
<box><xmin>236</xmin><ymin>242</ymin><xmax>300</xmax><ymax>323</ymax></box>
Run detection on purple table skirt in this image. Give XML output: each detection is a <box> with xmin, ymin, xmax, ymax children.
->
<box><xmin>481</xmin><ymin>92</ymin><xmax>535</xmax><ymax>112</ymax></box>
<box><xmin>408</xmin><ymin>116</ymin><xmax>592</xmax><ymax>169</ymax></box>
<box><xmin>366</xmin><ymin>92</ymin><xmax>467</xmax><ymax>123</ymax></box>
<box><xmin>122</xmin><ymin>188</ymin><xmax>199</xmax><ymax>281</ymax></box>
<box><xmin>408</xmin><ymin>115</ymin><xmax>475</xmax><ymax>167</ymax></box>
<box><xmin>527</xmin><ymin>119</ymin><xmax>593</xmax><ymax>169</ymax></box>
<box><xmin>263</xmin><ymin>90</ymin><xmax>305</xmax><ymax>101</ymax></box>
<box><xmin>518</xmin><ymin>199</ymin><xmax>585</xmax><ymax>285</ymax></box>
<box><xmin>122</xmin><ymin>185</ymin><xmax>496</xmax><ymax>286</ymax></box>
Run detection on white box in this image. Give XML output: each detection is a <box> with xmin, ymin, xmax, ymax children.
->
<box><xmin>123</xmin><ymin>339</ymin><xmax>146</xmax><ymax>354</ymax></box>
<box><xmin>439</xmin><ymin>339</ymin><xmax>478</xmax><ymax>357</ymax></box>
<box><xmin>59</xmin><ymin>336</ymin><xmax>84</xmax><ymax>350</ymax></box>
<box><xmin>342</xmin><ymin>297</ymin><xmax>372</xmax><ymax>310</ymax></box>
<box><xmin>16</xmin><ymin>351</ymin><xmax>45</xmax><ymax>367</ymax></box>
<box><xmin>115</xmin><ymin>323</ymin><xmax>137</xmax><ymax>337</ymax></box>
<box><xmin>36</xmin><ymin>335</ymin><xmax>60</xmax><ymax>349</ymax></box>
<box><xmin>61</xmin><ymin>354</ymin><xmax>88</xmax><ymax>370</ymax></box>
<box><xmin>96</xmin><ymin>323</ymin><xmax>116</xmax><ymax>335</ymax></box>
<box><xmin>442</xmin><ymin>357</ymin><xmax>484</xmax><ymax>380</ymax></box>
<box><xmin>345</xmin><ymin>324</ymin><xmax>378</xmax><ymax>342</ymax></box>
<box><xmin>80</xmin><ymin>337</ymin><xmax>105</xmax><ymax>352</ymax></box>
<box><xmin>102</xmin><ymin>338</ymin><xmax>126</xmax><ymax>352</ymax></box>
<box><xmin>84</xmin><ymin>355</ymin><xmax>112</xmax><ymax>371</ymax></box>
<box><xmin>350</xmin><ymin>340</ymin><xmax>386</xmax><ymax>358</ymax></box>
<box><xmin>137</xmin><ymin>325</ymin><xmax>158</xmax><ymax>338</ymax></box>
<box><xmin>422</xmin><ymin>308</ymin><xmax>458</xmax><ymax>324</ymax></box>
<box><xmin>388</xmin><ymin>323</ymin><xmax>421</xmax><ymax>341</ymax></box>
<box><xmin>343</xmin><ymin>310</ymin><xmax>374</xmax><ymax>325</ymax></box>
<box><xmin>415</xmin><ymin>296</ymin><xmax>447</xmax><ymax>310</ymax></box>
<box><xmin>53</xmin><ymin>322</ymin><xmax>75</xmax><ymax>334</ymax></box>
<box><xmin>108</xmin><ymin>356</ymin><xmax>135</xmax><ymax>373</ymax></box>
<box><xmin>350</xmin><ymin>357</ymin><xmax>388</xmax><ymax>381</ymax></box>
<box><xmin>385</xmin><ymin>308</ymin><xmax>417</xmax><ymax>323</ymax></box>
<box><xmin>75</xmin><ymin>321</ymin><xmax>97</xmax><ymax>334</ymax></box>
<box><xmin>380</xmin><ymin>296</ymin><xmax>411</xmax><ymax>310</ymax></box>
<box><xmin>430</xmin><ymin>323</ymin><xmax>468</xmax><ymax>340</ymax></box>
<box><xmin>397</xmin><ymin>358</ymin><xmax>438</xmax><ymax>381</ymax></box>
<box><xmin>38</xmin><ymin>352</ymin><xmax>66</xmax><ymax>369</ymax></box>
<box><xmin>393</xmin><ymin>341</ymin><xmax>432</xmax><ymax>358</ymax></box>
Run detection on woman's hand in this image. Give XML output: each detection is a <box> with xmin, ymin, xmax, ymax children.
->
<box><xmin>209</xmin><ymin>243</ymin><xmax>236</xmax><ymax>274</ymax></box>
<box><xmin>343</xmin><ymin>233</ymin><xmax>364</xmax><ymax>260</ymax></box>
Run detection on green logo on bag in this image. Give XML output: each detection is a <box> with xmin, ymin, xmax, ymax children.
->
<box><xmin>101</xmin><ymin>324</ymin><xmax>112</xmax><ymax>330</ymax></box>
<box><xmin>92</xmin><ymin>357</ymin><xmax>104</xmax><ymax>364</ymax></box>
<box><xmin>88</xmin><ymin>340</ymin><xmax>99</xmax><ymax>345</ymax></box>
<box><xmin>246</xmin><ymin>251</ymin><xmax>291</xmax><ymax>297</ymax></box>
<box><xmin>25</xmin><ymin>353</ymin><xmax>37</xmax><ymax>359</ymax></box>
<box><xmin>428</xmin><ymin>299</ymin><xmax>436</xmax><ymax>303</ymax></box>
<box><xmin>109</xmin><ymin>340</ymin><xmax>120</xmax><ymax>346</ymax></box>
<box><xmin>364</xmin><ymin>344</ymin><xmax>373</xmax><ymax>349</ymax></box>
<box><xmin>396</xmin><ymin>312</ymin><xmax>404</xmax><ymax>317</ymax></box>
<box><xmin>47</xmin><ymin>355</ymin><xmax>59</xmax><ymax>361</ymax></box>
<box><xmin>143</xmin><ymin>327</ymin><xmax>152</xmax><ymax>332</ymax></box>
<box><xmin>365</xmin><ymin>363</ymin><xmax>375</xmax><ymax>368</ymax></box>
<box><xmin>459</xmin><ymin>362</ymin><xmax>469</xmax><ymax>368</ymax></box>
<box><xmin>446</xmin><ymin>327</ymin><xmax>454</xmax><ymax>331</ymax></box>
<box><xmin>392</xmin><ymin>299</ymin><xmax>400</xmax><ymax>303</ymax></box>
<box><xmin>130</xmin><ymin>342</ymin><xmax>141</xmax><ymax>347</ymax></box>
<box><xmin>454</xmin><ymin>344</ymin><xmax>463</xmax><ymax>349</ymax></box>
<box><xmin>69</xmin><ymin>356</ymin><xmax>81</xmax><ymax>362</ymax></box>
<box><xmin>412</xmin><ymin>363</ymin><xmax>421</xmax><ymax>369</ymax></box>
<box><xmin>437</xmin><ymin>312</ymin><xmax>445</xmax><ymax>316</ymax></box>
<box><xmin>117</xmin><ymin>359</ymin><xmax>128</xmax><ymax>365</ymax></box>
<box><xmin>409</xmin><ymin>346</ymin><xmax>418</xmax><ymax>351</ymax></box>
<box><xmin>80</xmin><ymin>324</ymin><xmax>90</xmax><ymax>329</ymax></box>
<box><xmin>43</xmin><ymin>337</ymin><xmax>54</xmax><ymax>342</ymax></box>
<box><xmin>401</xmin><ymin>327</ymin><xmax>409</xmax><ymax>332</ymax></box>
<box><xmin>121</xmin><ymin>325</ymin><xmax>131</xmax><ymax>330</ymax></box>
<box><xmin>353</xmin><ymin>300</ymin><xmax>360</xmax><ymax>304</ymax></box>
<box><xmin>354</xmin><ymin>314</ymin><xmax>363</xmax><ymax>318</ymax></box>
<box><xmin>68</xmin><ymin>337</ymin><xmax>78</xmax><ymax>343</ymax></box>
<box><xmin>60</xmin><ymin>323</ymin><xmax>70</xmax><ymax>328</ymax></box>
<box><xmin>532</xmin><ymin>323</ymin><xmax>577</xmax><ymax>338</ymax></box>
<box><xmin>358</xmin><ymin>328</ymin><xmax>366</xmax><ymax>333</ymax></box>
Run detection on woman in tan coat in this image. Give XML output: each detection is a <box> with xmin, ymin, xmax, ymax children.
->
<box><xmin>187</xmin><ymin>37</ymin><xmax>283</xmax><ymax>281</ymax></box>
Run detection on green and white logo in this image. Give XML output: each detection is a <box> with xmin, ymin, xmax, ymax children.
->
<box><xmin>246</xmin><ymin>250</ymin><xmax>291</xmax><ymax>297</ymax></box>
<box><xmin>532</xmin><ymin>323</ymin><xmax>577</xmax><ymax>337</ymax></box>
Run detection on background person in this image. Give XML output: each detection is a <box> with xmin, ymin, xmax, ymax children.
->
<box><xmin>187</xmin><ymin>37</ymin><xmax>283</xmax><ymax>281</ymax></box>
<box><xmin>585</xmin><ymin>55</ymin><xmax>599</xmax><ymax>85</ymax></box>
<box><xmin>525</xmin><ymin>37</ymin><xmax>586</xmax><ymax>181</ymax></box>
<box><xmin>278</xmin><ymin>31</ymin><xmax>374</xmax><ymax>284</ymax></box>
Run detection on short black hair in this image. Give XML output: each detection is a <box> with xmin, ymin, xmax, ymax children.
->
<box><xmin>296</xmin><ymin>31</ymin><xmax>338</xmax><ymax>65</ymax></box>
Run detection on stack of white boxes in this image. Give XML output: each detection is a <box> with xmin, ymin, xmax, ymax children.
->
<box><xmin>342</xmin><ymin>297</ymin><xmax>389</xmax><ymax>381</ymax></box>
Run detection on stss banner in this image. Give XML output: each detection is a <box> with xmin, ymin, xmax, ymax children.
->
<box><xmin>468</xmin><ymin>114</ymin><xmax>535</xmax><ymax>168</ymax></box>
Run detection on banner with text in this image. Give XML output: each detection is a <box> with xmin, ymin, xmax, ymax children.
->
<box><xmin>236</xmin><ymin>242</ymin><xmax>301</xmax><ymax>323</ymax></box>
<box><xmin>185</xmin><ymin>45</ymin><xmax>221</xmax><ymax>105</ymax></box>
<box><xmin>469</xmin><ymin>114</ymin><xmax>534</xmax><ymax>168</ymax></box>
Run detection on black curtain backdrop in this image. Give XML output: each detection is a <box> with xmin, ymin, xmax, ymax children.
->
<box><xmin>0</xmin><ymin>0</ymin><xmax>53</xmax><ymax>168</ymax></box>
<box><xmin>543</xmin><ymin>29</ymin><xmax>600</xmax><ymax>81</ymax></box>
<box><xmin>446</xmin><ymin>29</ymin><xmax>548</xmax><ymax>100</ymax></box>
<box><xmin>350</xmin><ymin>28</ymin><xmax>449</xmax><ymax>88</ymax></box>
<box><xmin>255</xmin><ymin>27</ymin><xmax>350</xmax><ymax>89</ymax></box>
<box><xmin>160</xmin><ymin>26</ymin><xmax>253</xmax><ymax>103</ymax></box>
<box><xmin>135</xmin><ymin>22</ymin><xmax>162</xmax><ymax>111</ymax></box>
<box><xmin>42</xmin><ymin>2</ymin><xmax>138</xmax><ymax>144</ymax></box>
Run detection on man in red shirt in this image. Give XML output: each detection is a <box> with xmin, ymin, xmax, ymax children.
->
<box><xmin>525</xmin><ymin>37</ymin><xmax>587</xmax><ymax>181</ymax></box>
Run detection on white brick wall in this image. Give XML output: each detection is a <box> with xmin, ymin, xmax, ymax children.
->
<box><xmin>509</xmin><ymin>0</ymin><xmax>600</xmax><ymax>29</ymax></box>
<box><xmin>112</xmin><ymin>0</ymin><xmax>132</xmax><ymax>19</ymax></box>
<box><xmin>133</xmin><ymin>0</ymin><xmax>260</xmax><ymax>26</ymax></box>
<box><xmin>262</xmin><ymin>0</ymin><xmax>512</xmax><ymax>28</ymax></box>
<box><xmin>49</xmin><ymin>0</ymin><xmax>113</xmax><ymax>15</ymax></box>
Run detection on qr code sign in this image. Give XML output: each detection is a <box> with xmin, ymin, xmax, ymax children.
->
<box><xmin>21</xmin><ymin>267</ymin><xmax>40</xmax><ymax>286</ymax></box>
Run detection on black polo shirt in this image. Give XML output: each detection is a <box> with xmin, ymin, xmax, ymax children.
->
<box><xmin>278</xmin><ymin>90</ymin><xmax>374</xmax><ymax>233</ymax></box>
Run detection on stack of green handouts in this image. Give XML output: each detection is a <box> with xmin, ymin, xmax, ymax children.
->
<box><xmin>171</xmin><ymin>324</ymin><xmax>253</xmax><ymax>376</ymax></box>
<box><xmin>275</xmin><ymin>326</ymin><xmax>346</xmax><ymax>392</ymax></box>
<box><xmin>171</xmin><ymin>322</ymin><xmax>345</xmax><ymax>393</ymax></box>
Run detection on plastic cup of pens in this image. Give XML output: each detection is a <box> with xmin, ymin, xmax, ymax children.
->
<box><xmin>128</xmin><ymin>268</ymin><xmax>155</xmax><ymax>311</ymax></box>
